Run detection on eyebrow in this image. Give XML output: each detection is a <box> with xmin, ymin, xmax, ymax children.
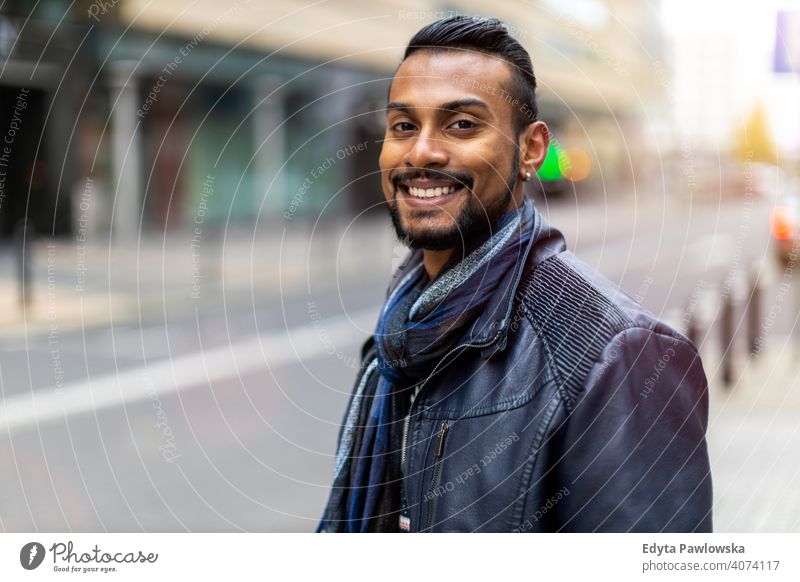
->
<box><xmin>385</xmin><ymin>98</ymin><xmax>491</xmax><ymax>115</ymax></box>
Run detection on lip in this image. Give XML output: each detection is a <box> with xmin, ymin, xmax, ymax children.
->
<box><xmin>396</xmin><ymin>182</ymin><xmax>465</xmax><ymax>207</ymax></box>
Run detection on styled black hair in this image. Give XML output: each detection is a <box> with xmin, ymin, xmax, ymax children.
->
<box><xmin>401</xmin><ymin>15</ymin><xmax>538</xmax><ymax>135</ymax></box>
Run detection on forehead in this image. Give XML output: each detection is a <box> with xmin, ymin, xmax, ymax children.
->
<box><xmin>389</xmin><ymin>50</ymin><xmax>514</xmax><ymax>112</ymax></box>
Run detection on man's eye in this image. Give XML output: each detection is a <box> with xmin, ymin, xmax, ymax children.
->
<box><xmin>392</xmin><ymin>122</ymin><xmax>416</xmax><ymax>132</ymax></box>
<box><xmin>449</xmin><ymin>119</ymin><xmax>477</xmax><ymax>130</ymax></box>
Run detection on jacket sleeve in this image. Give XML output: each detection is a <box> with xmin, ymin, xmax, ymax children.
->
<box><xmin>552</xmin><ymin>326</ymin><xmax>713</xmax><ymax>532</ymax></box>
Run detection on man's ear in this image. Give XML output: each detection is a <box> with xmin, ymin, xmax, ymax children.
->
<box><xmin>518</xmin><ymin>121</ymin><xmax>550</xmax><ymax>180</ymax></box>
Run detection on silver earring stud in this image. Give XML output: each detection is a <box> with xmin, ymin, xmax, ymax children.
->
<box><xmin>524</xmin><ymin>171</ymin><xmax>531</xmax><ymax>182</ymax></box>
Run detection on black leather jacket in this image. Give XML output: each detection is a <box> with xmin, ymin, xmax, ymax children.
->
<box><xmin>326</xmin><ymin>211</ymin><xmax>713</xmax><ymax>533</ymax></box>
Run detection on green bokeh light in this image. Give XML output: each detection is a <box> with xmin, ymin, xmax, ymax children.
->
<box><xmin>537</xmin><ymin>142</ymin><xmax>568</xmax><ymax>181</ymax></box>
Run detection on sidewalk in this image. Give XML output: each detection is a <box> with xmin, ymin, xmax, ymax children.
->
<box><xmin>704</xmin><ymin>340</ymin><xmax>800</xmax><ymax>532</ymax></box>
<box><xmin>0</xmin><ymin>217</ymin><xmax>400</xmax><ymax>339</ymax></box>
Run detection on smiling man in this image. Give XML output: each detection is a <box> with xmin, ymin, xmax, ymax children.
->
<box><xmin>317</xmin><ymin>15</ymin><xmax>712</xmax><ymax>533</ymax></box>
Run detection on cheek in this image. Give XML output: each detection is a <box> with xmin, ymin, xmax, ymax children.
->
<box><xmin>379</xmin><ymin>137</ymin><xmax>404</xmax><ymax>168</ymax></box>
<box><xmin>467</xmin><ymin>156</ymin><xmax>506</xmax><ymax>192</ymax></box>
<box><xmin>378</xmin><ymin>144</ymin><xmax>390</xmax><ymax>170</ymax></box>
<box><xmin>481</xmin><ymin>145</ymin><xmax>515</xmax><ymax>185</ymax></box>
<box><xmin>460</xmin><ymin>138</ymin><xmax>509</xmax><ymax>179</ymax></box>
<box><xmin>378</xmin><ymin>149</ymin><xmax>393</xmax><ymax>193</ymax></box>
<box><xmin>378</xmin><ymin>145</ymin><xmax>392</xmax><ymax>172</ymax></box>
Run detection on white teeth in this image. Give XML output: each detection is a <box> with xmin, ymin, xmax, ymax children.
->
<box><xmin>407</xmin><ymin>185</ymin><xmax>456</xmax><ymax>198</ymax></box>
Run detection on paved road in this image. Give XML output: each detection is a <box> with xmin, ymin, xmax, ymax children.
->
<box><xmin>1</xmin><ymin>196</ymin><xmax>796</xmax><ymax>531</ymax></box>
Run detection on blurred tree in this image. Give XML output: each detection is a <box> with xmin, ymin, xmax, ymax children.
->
<box><xmin>733</xmin><ymin>102</ymin><xmax>778</xmax><ymax>165</ymax></box>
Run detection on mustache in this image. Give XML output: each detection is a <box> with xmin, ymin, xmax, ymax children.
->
<box><xmin>391</xmin><ymin>169</ymin><xmax>474</xmax><ymax>191</ymax></box>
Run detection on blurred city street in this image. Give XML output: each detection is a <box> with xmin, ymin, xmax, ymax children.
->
<box><xmin>1</xmin><ymin>0</ymin><xmax>799</xmax><ymax>536</ymax></box>
<box><xmin>1</xmin><ymin>192</ymin><xmax>798</xmax><ymax>531</ymax></box>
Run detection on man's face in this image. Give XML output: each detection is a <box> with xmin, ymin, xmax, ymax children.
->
<box><xmin>380</xmin><ymin>50</ymin><xmax>522</xmax><ymax>251</ymax></box>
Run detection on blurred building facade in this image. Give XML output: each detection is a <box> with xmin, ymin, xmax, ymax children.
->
<box><xmin>660</xmin><ymin>2</ymin><xmax>799</xmax><ymax>199</ymax></box>
<box><xmin>0</xmin><ymin>0</ymin><xmax>667</xmax><ymax>238</ymax></box>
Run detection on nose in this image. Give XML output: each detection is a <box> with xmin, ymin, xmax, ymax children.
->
<box><xmin>403</xmin><ymin>130</ymin><xmax>449</xmax><ymax>168</ymax></box>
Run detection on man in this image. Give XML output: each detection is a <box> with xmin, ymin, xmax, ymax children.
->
<box><xmin>317</xmin><ymin>15</ymin><xmax>712</xmax><ymax>533</ymax></box>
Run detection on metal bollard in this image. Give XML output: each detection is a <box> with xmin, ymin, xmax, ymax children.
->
<box><xmin>14</xmin><ymin>218</ymin><xmax>33</xmax><ymax>309</ymax></box>
<box><xmin>686</xmin><ymin>301</ymin><xmax>700</xmax><ymax>349</ymax></box>
<box><xmin>720</xmin><ymin>289</ymin><xmax>735</xmax><ymax>388</ymax></box>
<box><xmin>747</xmin><ymin>265</ymin><xmax>762</xmax><ymax>358</ymax></box>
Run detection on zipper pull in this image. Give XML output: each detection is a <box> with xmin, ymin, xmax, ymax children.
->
<box><xmin>435</xmin><ymin>422</ymin><xmax>449</xmax><ymax>458</ymax></box>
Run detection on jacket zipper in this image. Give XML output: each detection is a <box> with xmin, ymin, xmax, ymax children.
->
<box><xmin>398</xmin><ymin>235</ymin><xmax>528</xmax><ymax>476</ymax></box>
<box><xmin>424</xmin><ymin>421</ymin><xmax>449</xmax><ymax>531</ymax></box>
<box><xmin>395</xmin><ymin>224</ymin><xmax>531</xmax><ymax>531</ymax></box>
<box><xmin>400</xmin><ymin>331</ymin><xmax>502</xmax><ymax>476</ymax></box>
<box><xmin>398</xmin><ymin>331</ymin><xmax>502</xmax><ymax>532</ymax></box>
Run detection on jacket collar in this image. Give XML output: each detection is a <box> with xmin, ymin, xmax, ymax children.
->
<box><xmin>383</xmin><ymin>198</ymin><xmax>567</xmax><ymax>359</ymax></box>
<box><xmin>467</xmin><ymin>201</ymin><xmax>567</xmax><ymax>358</ymax></box>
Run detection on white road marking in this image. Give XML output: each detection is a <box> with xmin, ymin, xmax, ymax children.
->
<box><xmin>0</xmin><ymin>307</ymin><xmax>379</xmax><ymax>433</ymax></box>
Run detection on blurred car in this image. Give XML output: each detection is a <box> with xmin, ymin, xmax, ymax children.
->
<box><xmin>770</xmin><ymin>194</ymin><xmax>800</xmax><ymax>266</ymax></box>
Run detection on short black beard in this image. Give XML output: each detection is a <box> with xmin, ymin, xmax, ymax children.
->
<box><xmin>387</xmin><ymin>148</ymin><xmax>520</xmax><ymax>253</ymax></box>
<box><xmin>388</xmin><ymin>189</ymin><xmax>511</xmax><ymax>252</ymax></box>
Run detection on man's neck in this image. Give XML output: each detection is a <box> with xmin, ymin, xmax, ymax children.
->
<box><xmin>422</xmin><ymin>249</ymin><xmax>453</xmax><ymax>280</ymax></box>
<box><xmin>422</xmin><ymin>194</ymin><xmax>526</xmax><ymax>280</ymax></box>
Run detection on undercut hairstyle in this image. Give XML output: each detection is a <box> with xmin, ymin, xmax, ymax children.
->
<box><xmin>401</xmin><ymin>15</ymin><xmax>538</xmax><ymax>136</ymax></box>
